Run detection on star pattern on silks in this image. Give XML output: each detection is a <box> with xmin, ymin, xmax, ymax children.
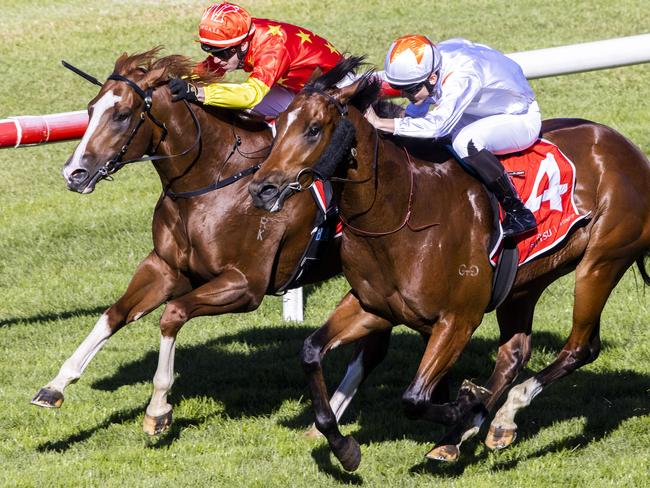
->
<box><xmin>296</xmin><ymin>31</ymin><xmax>312</xmax><ymax>44</ymax></box>
<box><xmin>324</xmin><ymin>41</ymin><xmax>339</xmax><ymax>54</ymax></box>
<box><xmin>277</xmin><ymin>76</ymin><xmax>290</xmax><ymax>88</ymax></box>
<box><xmin>267</xmin><ymin>24</ymin><xmax>282</xmax><ymax>36</ymax></box>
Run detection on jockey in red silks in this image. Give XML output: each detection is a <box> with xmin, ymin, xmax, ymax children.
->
<box><xmin>365</xmin><ymin>35</ymin><xmax>541</xmax><ymax>238</ymax></box>
<box><xmin>169</xmin><ymin>2</ymin><xmax>343</xmax><ymax>120</ymax></box>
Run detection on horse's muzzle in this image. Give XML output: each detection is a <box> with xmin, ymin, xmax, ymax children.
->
<box><xmin>64</xmin><ymin>168</ymin><xmax>92</xmax><ymax>193</ymax></box>
<box><xmin>62</xmin><ymin>155</ymin><xmax>105</xmax><ymax>194</ymax></box>
<box><xmin>249</xmin><ymin>180</ymin><xmax>281</xmax><ymax>212</ymax></box>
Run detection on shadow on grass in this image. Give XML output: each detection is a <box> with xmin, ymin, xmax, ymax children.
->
<box><xmin>0</xmin><ymin>306</ymin><xmax>107</xmax><ymax>328</ymax></box>
<box><xmin>36</xmin><ymin>403</ymin><xmax>147</xmax><ymax>453</ymax></box>
<box><xmin>35</xmin><ymin>324</ymin><xmax>649</xmax><ymax>474</ymax></box>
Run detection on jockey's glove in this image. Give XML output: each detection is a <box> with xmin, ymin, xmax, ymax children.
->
<box><xmin>170</xmin><ymin>78</ymin><xmax>200</xmax><ymax>103</ymax></box>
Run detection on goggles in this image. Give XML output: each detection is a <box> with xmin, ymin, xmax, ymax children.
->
<box><xmin>201</xmin><ymin>44</ymin><xmax>239</xmax><ymax>60</ymax></box>
<box><xmin>389</xmin><ymin>81</ymin><xmax>426</xmax><ymax>97</ymax></box>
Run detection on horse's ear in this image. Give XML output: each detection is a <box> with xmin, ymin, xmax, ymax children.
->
<box><xmin>307</xmin><ymin>66</ymin><xmax>323</xmax><ymax>84</ymax></box>
<box><xmin>143</xmin><ymin>67</ymin><xmax>168</xmax><ymax>90</ymax></box>
<box><xmin>333</xmin><ymin>78</ymin><xmax>363</xmax><ymax>105</ymax></box>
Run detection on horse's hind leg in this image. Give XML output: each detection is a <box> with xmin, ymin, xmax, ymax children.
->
<box><xmin>302</xmin><ymin>292</ymin><xmax>392</xmax><ymax>472</ymax></box>
<box><xmin>143</xmin><ymin>267</ymin><xmax>258</xmax><ymax>435</ymax></box>
<box><xmin>305</xmin><ymin>326</ymin><xmax>392</xmax><ymax>438</ymax></box>
<box><xmin>489</xmin><ymin>254</ymin><xmax>634</xmax><ymax>449</ymax></box>
<box><xmin>481</xmin><ymin>285</ymin><xmax>546</xmax><ymax>448</ymax></box>
<box><xmin>432</xmin><ymin>285</ymin><xmax>544</xmax><ymax>454</ymax></box>
<box><xmin>31</xmin><ymin>252</ymin><xmax>188</xmax><ymax>409</ymax></box>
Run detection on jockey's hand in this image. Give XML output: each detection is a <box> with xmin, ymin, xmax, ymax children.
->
<box><xmin>169</xmin><ymin>78</ymin><xmax>200</xmax><ymax>103</ymax></box>
<box><xmin>364</xmin><ymin>105</ymin><xmax>395</xmax><ymax>133</ymax></box>
<box><xmin>364</xmin><ymin>105</ymin><xmax>380</xmax><ymax>127</ymax></box>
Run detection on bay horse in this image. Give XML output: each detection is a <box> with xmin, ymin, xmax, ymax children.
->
<box><xmin>31</xmin><ymin>49</ymin><xmax>380</xmax><ymax>436</ymax></box>
<box><xmin>249</xmin><ymin>57</ymin><xmax>650</xmax><ymax>471</ymax></box>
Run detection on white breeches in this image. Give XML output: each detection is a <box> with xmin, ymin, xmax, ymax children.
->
<box><xmin>451</xmin><ymin>101</ymin><xmax>542</xmax><ymax>158</ymax></box>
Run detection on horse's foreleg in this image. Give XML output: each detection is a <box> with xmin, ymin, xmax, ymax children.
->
<box><xmin>306</xmin><ymin>325</ymin><xmax>392</xmax><ymax>438</ymax></box>
<box><xmin>143</xmin><ymin>267</ymin><xmax>256</xmax><ymax>435</ymax></box>
<box><xmin>302</xmin><ymin>292</ymin><xmax>392</xmax><ymax>472</ymax></box>
<box><xmin>489</xmin><ymin>255</ymin><xmax>631</xmax><ymax>450</ymax></box>
<box><xmin>32</xmin><ymin>251</ymin><xmax>186</xmax><ymax>409</ymax></box>
<box><xmin>400</xmin><ymin>312</ymin><xmax>483</xmax><ymax>462</ymax></box>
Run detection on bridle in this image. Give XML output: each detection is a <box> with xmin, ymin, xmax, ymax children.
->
<box><xmin>63</xmin><ymin>60</ymin><xmax>263</xmax><ymax>196</ymax></box>
<box><xmin>286</xmin><ymin>86</ymin><xmax>379</xmax><ymax>195</ymax></box>
<box><xmin>97</xmin><ymin>75</ymin><xmax>203</xmax><ymax>183</ymax></box>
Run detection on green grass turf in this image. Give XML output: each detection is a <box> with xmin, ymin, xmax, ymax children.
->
<box><xmin>1</xmin><ymin>1</ymin><xmax>649</xmax><ymax>486</ymax></box>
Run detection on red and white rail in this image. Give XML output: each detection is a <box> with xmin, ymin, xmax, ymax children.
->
<box><xmin>0</xmin><ymin>110</ymin><xmax>88</xmax><ymax>148</ymax></box>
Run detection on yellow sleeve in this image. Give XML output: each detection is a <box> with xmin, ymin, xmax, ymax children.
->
<box><xmin>202</xmin><ymin>77</ymin><xmax>271</xmax><ymax>109</ymax></box>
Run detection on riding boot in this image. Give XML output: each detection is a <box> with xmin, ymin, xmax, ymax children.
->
<box><xmin>462</xmin><ymin>149</ymin><xmax>537</xmax><ymax>238</ymax></box>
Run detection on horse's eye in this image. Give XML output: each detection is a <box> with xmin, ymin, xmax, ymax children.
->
<box><xmin>307</xmin><ymin>125</ymin><xmax>320</xmax><ymax>137</ymax></box>
<box><xmin>113</xmin><ymin>110</ymin><xmax>131</xmax><ymax>122</ymax></box>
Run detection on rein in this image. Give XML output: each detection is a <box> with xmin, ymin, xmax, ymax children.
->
<box><xmin>340</xmin><ymin>147</ymin><xmax>439</xmax><ymax>237</ymax></box>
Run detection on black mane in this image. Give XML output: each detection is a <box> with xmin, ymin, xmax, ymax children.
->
<box><xmin>307</xmin><ymin>55</ymin><xmax>366</xmax><ymax>91</ymax></box>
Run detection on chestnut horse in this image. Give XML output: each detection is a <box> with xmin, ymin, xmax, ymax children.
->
<box><xmin>249</xmin><ymin>57</ymin><xmax>650</xmax><ymax>471</ymax></box>
<box><xmin>30</xmin><ymin>50</ymin><xmax>378</xmax><ymax>436</ymax></box>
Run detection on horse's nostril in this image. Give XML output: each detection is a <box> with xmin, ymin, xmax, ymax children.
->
<box><xmin>69</xmin><ymin>168</ymin><xmax>89</xmax><ymax>183</ymax></box>
<box><xmin>260</xmin><ymin>185</ymin><xmax>279</xmax><ymax>199</ymax></box>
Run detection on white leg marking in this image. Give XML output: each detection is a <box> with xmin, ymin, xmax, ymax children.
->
<box><xmin>64</xmin><ymin>91</ymin><xmax>121</xmax><ymax>177</ymax></box>
<box><xmin>47</xmin><ymin>314</ymin><xmax>113</xmax><ymax>392</ymax></box>
<box><xmin>492</xmin><ymin>377</ymin><xmax>543</xmax><ymax>429</ymax></box>
<box><xmin>330</xmin><ymin>353</ymin><xmax>364</xmax><ymax>422</ymax></box>
<box><xmin>145</xmin><ymin>335</ymin><xmax>176</xmax><ymax>418</ymax></box>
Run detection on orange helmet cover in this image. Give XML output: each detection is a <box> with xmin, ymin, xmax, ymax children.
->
<box><xmin>198</xmin><ymin>2</ymin><xmax>255</xmax><ymax>47</ymax></box>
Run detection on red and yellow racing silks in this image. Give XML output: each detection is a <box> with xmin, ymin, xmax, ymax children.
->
<box><xmin>199</xmin><ymin>18</ymin><xmax>342</xmax><ymax>109</ymax></box>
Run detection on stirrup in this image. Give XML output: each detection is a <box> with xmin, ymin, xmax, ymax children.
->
<box><xmin>502</xmin><ymin>209</ymin><xmax>536</xmax><ymax>238</ymax></box>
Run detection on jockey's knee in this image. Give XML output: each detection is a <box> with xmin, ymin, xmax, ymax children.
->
<box><xmin>453</xmin><ymin>133</ymin><xmax>484</xmax><ymax>159</ymax></box>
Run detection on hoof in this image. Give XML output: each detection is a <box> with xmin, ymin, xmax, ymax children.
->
<box><xmin>143</xmin><ymin>410</ymin><xmax>173</xmax><ymax>436</ymax></box>
<box><xmin>485</xmin><ymin>424</ymin><xmax>517</xmax><ymax>450</ymax></box>
<box><xmin>31</xmin><ymin>387</ymin><xmax>64</xmax><ymax>408</ymax></box>
<box><xmin>459</xmin><ymin>379</ymin><xmax>492</xmax><ymax>400</ymax></box>
<box><xmin>304</xmin><ymin>423</ymin><xmax>324</xmax><ymax>440</ymax></box>
<box><xmin>425</xmin><ymin>444</ymin><xmax>460</xmax><ymax>462</ymax></box>
<box><xmin>333</xmin><ymin>435</ymin><xmax>361</xmax><ymax>472</ymax></box>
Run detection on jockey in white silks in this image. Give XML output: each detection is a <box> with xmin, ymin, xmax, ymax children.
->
<box><xmin>365</xmin><ymin>35</ymin><xmax>541</xmax><ymax>238</ymax></box>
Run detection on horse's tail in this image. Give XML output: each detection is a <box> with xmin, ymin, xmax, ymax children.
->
<box><xmin>636</xmin><ymin>250</ymin><xmax>650</xmax><ymax>285</ymax></box>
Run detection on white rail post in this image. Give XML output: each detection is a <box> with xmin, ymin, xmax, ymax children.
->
<box><xmin>282</xmin><ymin>288</ymin><xmax>304</xmax><ymax>322</ymax></box>
<box><xmin>506</xmin><ymin>33</ymin><xmax>650</xmax><ymax>79</ymax></box>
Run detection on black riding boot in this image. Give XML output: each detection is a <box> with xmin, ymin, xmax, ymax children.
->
<box><xmin>462</xmin><ymin>149</ymin><xmax>537</xmax><ymax>238</ymax></box>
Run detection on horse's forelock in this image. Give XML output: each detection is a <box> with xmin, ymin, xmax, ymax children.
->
<box><xmin>114</xmin><ymin>47</ymin><xmax>163</xmax><ymax>76</ymax></box>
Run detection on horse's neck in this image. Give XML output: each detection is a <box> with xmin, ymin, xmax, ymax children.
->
<box><xmin>337</xmin><ymin>112</ymin><xmax>414</xmax><ymax>227</ymax></box>
<box><xmin>339</xmin><ymin>112</ymin><xmax>471</xmax><ymax>231</ymax></box>
<box><xmin>154</xmin><ymin>105</ymin><xmax>269</xmax><ymax>192</ymax></box>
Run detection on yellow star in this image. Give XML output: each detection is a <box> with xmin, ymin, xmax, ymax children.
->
<box><xmin>267</xmin><ymin>24</ymin><xmax>282</xmax><ymax>36</ymax></box>
<box><xmin>296</xmin><ymin>31</ymin><xmax>312</xmax><ymax>44</ymax></box>
<box><xmin>325</xmin><ymin>41</ymin><xmax>339</xmax><ymax>54</ymax></box>
<box><xmin>277</xmin><ymin>77</ymin><xmax>290</xmax><ymax>88</ymax></box>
